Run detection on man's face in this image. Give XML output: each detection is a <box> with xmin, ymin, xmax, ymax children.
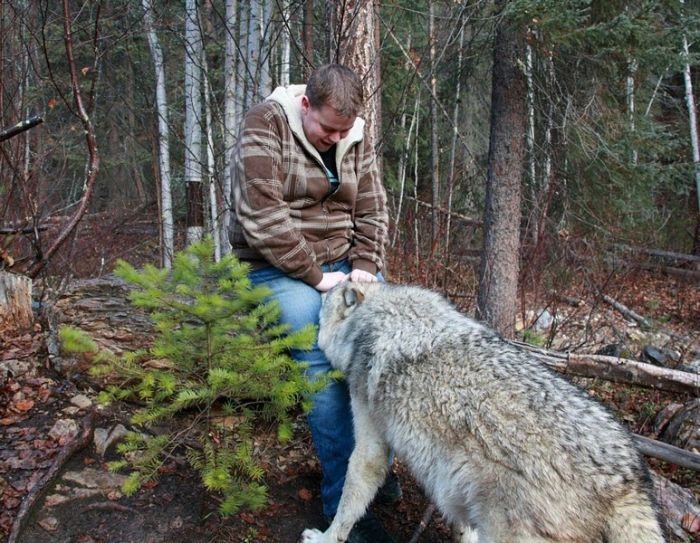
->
<box><xmin>301</xmin><ymin>96</ymin><xmax>355</xmax><ymax>152</ymax></box>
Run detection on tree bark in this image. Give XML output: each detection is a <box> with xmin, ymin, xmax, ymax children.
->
<box><xmin>476</xmin><ymin>3</ymin><xmax>526</xmax><ymax>338</ymax></box>
<box><xmin>304</xmin><ymin>0</ymin><xmax>314</xmax><ymax>77</ymax></box>
<box><xmin>185</xmin><ymin>0</ymin><xmax>203</xmax><ymax>244</ymax></box>
<box><xmin>221</xmin><ymin>0</ymin><xmax>237</xmax><ymax>256</ymax></box>
<box><xmin>334</xmin><ymin>0</ymin><xmax>382</xmax><ymax>176</ymax></box>
<box><xmin>681</xmin><ymin>0</ymin><xmax>700</xmax><ymax>254</ymax></box>
<box><xmin>0</xmin><ymin>271</ymin><xmax>32</xmax><ymax>331</ymax></box>
<box><xmin>280</xmin><ymin>0</ymin><xmax>291</xmax><ymax>86</ymax></box>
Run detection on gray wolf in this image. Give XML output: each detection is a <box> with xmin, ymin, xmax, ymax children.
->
<box><xmin>301</xmin><ymin>282</ymin><xmax>665</xmax><ymax>542</ymax></box>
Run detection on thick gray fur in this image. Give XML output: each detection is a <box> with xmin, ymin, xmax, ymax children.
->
<box><xmin>301</xmin><ymin>282</ymin><xmax>665</xmax><ymax>543</ymax></box>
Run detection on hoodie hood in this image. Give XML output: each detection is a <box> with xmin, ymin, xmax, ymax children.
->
<box><xmin>266</xmin><ymin>85</ymin><xmax>365</xmax><ymax>165</ymax></box>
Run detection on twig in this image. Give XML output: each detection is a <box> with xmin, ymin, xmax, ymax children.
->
<box><xmin>8</xmin><ymin>412</ymin><xmax>95</xmax><ymax>543</ymax></box>
<box><xmin>82</xmin><ymin>501</ymin><xmax>138</xmax><ymax>514</ymax></box>
<box><xmin>407</xmin><ymin>503</ymin><xmax>437</xmax><ymax>543</ymax></box>
<box><xmin>633</xmin><ymin>435</ymin><xmax>700</xmax><ymax>472</ymax></box>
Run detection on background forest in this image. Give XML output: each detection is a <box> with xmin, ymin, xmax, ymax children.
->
<box><xmin>2</xmin><ymin>0</ymin><xmax>699</xmax><ymax>297</ymax></box>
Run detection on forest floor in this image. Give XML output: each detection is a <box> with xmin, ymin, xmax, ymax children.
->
<box><xmin>1</xmin><ymin>259</ymin><xmax>699</xmax><ymax>543</ymax></box>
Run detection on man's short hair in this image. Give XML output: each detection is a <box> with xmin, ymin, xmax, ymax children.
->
<box><xmin>306</xmin><ymin>64</ymin><xmax>364</xmax><ymax>118</ymax></box>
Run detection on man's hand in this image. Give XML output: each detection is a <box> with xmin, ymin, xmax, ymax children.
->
<box><xmin>314</xmin><ymin>271</ymin><xmax>349</xmax><ymax>292</ymax></box>
<box><xmin>348</xmin><ymin>269</ymin><xmax>377</xmax><ymax>283</ymax></box>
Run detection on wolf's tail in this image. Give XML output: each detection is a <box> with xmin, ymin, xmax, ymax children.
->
<box><xmin>605</xmin><ymin>488</ymin><xmax>665</xmax><ymax>543</ymax></box>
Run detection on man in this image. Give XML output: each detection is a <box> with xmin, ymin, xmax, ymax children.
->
<box><xmin>230</xmin><ymin>64</ymin><xmax>396</xmax><ymax>542</ymax></box>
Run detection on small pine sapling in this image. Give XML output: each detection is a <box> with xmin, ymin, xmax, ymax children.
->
<box><xmin>59</xmin><ymin>238</ymin><xmax>331</xmax><ymax>516</ymax></box>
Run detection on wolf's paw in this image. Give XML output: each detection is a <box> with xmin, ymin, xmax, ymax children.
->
<box><xmin>300</xmin><ymin>528</ymin><xmax>327</xmax><ymax>543</ymax></box>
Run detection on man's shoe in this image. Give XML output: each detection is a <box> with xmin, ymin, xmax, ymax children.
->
<box><xmin>346</xmin><ymin>511</ymin><xmax>395</xmax><ymax>543</ymax></box>
<box><xmin>375</xmin><ymin>470</ymin><xmax>402</xmax><ymax>505</ymax></box>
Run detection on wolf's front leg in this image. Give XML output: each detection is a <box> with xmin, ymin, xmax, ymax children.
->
<box><xmin>301</xmin><ymin>396</ymin><xmax>390</xmax><ymax>543</ymax></box>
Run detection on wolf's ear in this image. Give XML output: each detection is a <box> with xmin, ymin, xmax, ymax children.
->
<box><xmin>343</xmin><ymin>284</ymin><xmax>365</xmax><ymax>308</ymax></box>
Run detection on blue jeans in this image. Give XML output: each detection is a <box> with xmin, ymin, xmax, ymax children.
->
<box><xmin>248</xmin><ymin>259</ymin><xmax>356</xmax><ymax>518</ymax></box>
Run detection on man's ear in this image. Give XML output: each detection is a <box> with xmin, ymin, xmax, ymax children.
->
<box><xmin>343</xmin><ymin>283</ymin><xmax>366</xmax><ymax>309</ymax></box>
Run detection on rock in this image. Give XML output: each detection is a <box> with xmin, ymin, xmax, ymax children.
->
<box><xmin>38</xmin><ymin>516</ymin><xmax>59</xmax><ymax>532</ymax></box>
<box><xmin>48</xmin><ymin>419</ymin><xmax>79</xmax><ymax>442</ymax></box>
<box><xmin>642</xmin><ymin>345</ymin><xmax>679</xmax><ymax>367</ymax></box>
<box><xmin>62</xmin><ymin>467</ymin><xmax>126</xmax><ymax>490</ymax></box>
<box><xmin>533</xmin><ymin>309</ymin><xmax>555</xmax><ymax>332</ymax></box>
<box><xmin>62</xmin><ymin>406</ymin><xmax>81</xmax><ymax>416</ymax></box>
<box><xmin>660</xmin><ymin>399</ymin><xmax>700</xmax><ymax>453</ymax></box>
<box><xmin>70</xmin><ymin>394</ymin><xmax>92</xmax><ymax>409</ymax></box>
<box><xmin>627</xmin><ymin>329</ymin><xmax>646</xmax><ymax>342</ymax></box>
<box><xmin>45</xmin><ymin>494</ymin><xmax>69</xmax><ymax>507</ymax></box>
<box><xmin>47</xmin><ymin>276</ymin><xmax>154</xmax><ymax>380</ymax></box>
<box><xmin>94</xmin><ymin>424</ymin><xmax>129</xmax><ymax>456</ymax></box>
<box><xmin>0</xmin><ymin>358</ymin><xmax>35</xmax><ymax>379</ymax></box>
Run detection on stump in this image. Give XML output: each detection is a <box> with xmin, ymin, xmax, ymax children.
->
<box><xmin>0</xmin><ymin>270</ymin><xmax>33</xmax><ymax>331</ymax></box>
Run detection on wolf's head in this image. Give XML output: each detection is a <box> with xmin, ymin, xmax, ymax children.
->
<box><xmin>318</xmin><ymin>281</ymin><xmax>382</xmax><ymax>370</ymax></box>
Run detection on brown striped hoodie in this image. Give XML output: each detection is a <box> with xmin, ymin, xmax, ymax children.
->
<box><xmin>230</xmin><ymin>85</ymin><xmax>388</xmax><ymax>287</ymax></box>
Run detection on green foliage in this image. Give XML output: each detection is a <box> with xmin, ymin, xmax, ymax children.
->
<box><xmin>522</xmin><ymin>328</ymin><xmax>547</xmax><ymax>347</ymax></box>
<box><xmin>59</xmin><ymin>238</ymin><xmax>328</xmax><ymax>516</ymax></box>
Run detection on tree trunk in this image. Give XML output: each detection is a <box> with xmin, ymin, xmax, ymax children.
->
<box><xmin>334</xmin><ymin>0</ymin><xmax>382</xmax><ymax>176</ymax></box>
<box><xmin>280</xmin><ymin>0</ymin><xmax>291</xmax><ymax>86</ymax></box>
<box><xmin>428</xmin><ymin>1</ymin><xmax>439</xmax><ymax>246</ymax></box>
<box><xmin>476</xmin><ymin>2</ymin><xmax>526</xmax><ymax>338</ymax></box>
<box><xmin>185</xmin><ymin>0</ymin><xmax>203</xmax><ymax>244</ymax></box>
<box><xmin>221</xmin><ymin>0</ymin><xmax>237</xmax><ymax>256</ymax></box>
<box><xmin>304</xmin><ymin>0</ymin><xmax>314</xmax><ymax>77</ymax></box>
<box><xmin>681</xmin><ymin>0</ymin><xmax>700</xmax><ymax>254</ymax></box>
<box><xmin>142</xmin><ymin>0</ymin><xmax>174</xmax><ymax>268</ymax></box>
<box><xmin>627</xmin><ymin>56</ymin><xmax>638</xmax><ymax>164</ymax></box>
<box><xmin>445</xmin><ymin>25</ymin><xmax>465</xmax><ymax>257</ymax></box>
<box><xmin>258</xmin><ymin>0</ymin><xmax>272</xmax><ymax>97</ymax></box>
<box><xmin>203</xmin><ymin>55</ymin><xmax>221</xmax><ymax>261</ymax></box>
<box><xmin>525</xmin><ymin>41</ymin><xmax>537</xmax><ymax>243</ymax></box>
<box><xmin>0</xmin><ymin>271</ymin><xmax>32</xmax><ymax>331</ymax></box>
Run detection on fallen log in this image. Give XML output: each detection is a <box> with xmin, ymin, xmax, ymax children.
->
<box><xmin>512</xmin><ymin>341</ymin><xmax>700</xmax><ymax>395</ymax></box>
<box><xmin>634</xmin><ymin>435</ymin><xmax>700</xmax><ymax>472</ymax></box>
<box><xmin>615</xmin><ymin>244</ymin><xmax>700</xmax><ymax>266</ymax></box>
<box><xmin>601</xmin><ymin>294</ymin><xmax>652</xmax><ymax>329</ymax></box>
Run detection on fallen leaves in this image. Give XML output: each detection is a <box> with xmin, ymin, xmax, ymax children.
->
<box><xmin>14</xmin><ymin>399</ymin><xmax>34</xmax><ymax>413</ymax></box>
<box><xmin>297</xmin><ymin>488</ymin><xmax>313</xmax><ymax>502</ymax></box>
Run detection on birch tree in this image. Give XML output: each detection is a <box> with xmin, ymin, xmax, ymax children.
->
<box><xmin>280</xmin><ymin>0</ymin><xmax>291</xmax><ymax>87</ymax></box>
<box><xmin>184</xmin><ymin>0</ymin><xmax>203</xmax><ymax>244</ymax></box>
<box><xmin>681</xmin><ymin>0</ymin><xmax>700</xmax><ymax>253</ymax></box>
<box><xmin>142</xmin><ymin>0</ymin><xmax>173</xmax><ymax>268</ymax></box>
<box><xmin>221</xmin><ymin>0</ymin><xmax>237</xmax><ymax>255</ymax></box>
<box><xmin>203</xmin><ymin>55</ymin><xmax>221</xmax><ymax>261</ymax></box>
